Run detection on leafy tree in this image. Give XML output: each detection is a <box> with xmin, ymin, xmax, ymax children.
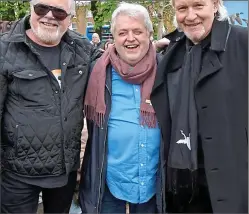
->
<box><xmin>90</xmin><ymin>1</ymin><xmax>101</xmax><ymax>37</ymax></box>
<box><xmin>89</xmin><ymin>0</ymin><xmax>175</xmax><ymax>39</ymax></box>
<box><xmin>91</xmin><ymin>0</ymin><xmax>118</xmax><ymax>39</ymax></box>
<box><xmin>144</xmin><ymin>0</ymin><xmax>175</xmax><ymax>39</ymax></box>
<box><xmin>0</xmin><ymin>0</ymin><xmax>30</xmax><ymax>21</ymax></box>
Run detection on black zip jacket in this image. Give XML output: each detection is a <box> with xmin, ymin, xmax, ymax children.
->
<box><xmin>0</xmin><ymin>16</ymin><xmax>101</xmax><ymax>177</ymax></box>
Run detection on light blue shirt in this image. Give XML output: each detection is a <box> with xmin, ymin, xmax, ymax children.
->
<box><xmin>106</xmin><ymin>68</ymin><xmax>161</xmax><ymax>204</ymax></box>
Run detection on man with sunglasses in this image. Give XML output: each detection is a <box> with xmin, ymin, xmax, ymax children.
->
<box><xmin>0</xmin><ymin>0</ymin><xmax>101</xmax><ymax>213</ymax></box>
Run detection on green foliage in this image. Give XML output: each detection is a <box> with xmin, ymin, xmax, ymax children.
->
<box><xmin>0</xmin><ymin>0</ymin><xmax>30</xmax><ymax>21</ymax></box>
<box><xmin>90</xmin><ymin>0</ymin><xmax>174</xmax><ymax>38</ymax></box>
<box><xmin>91</xmin><ymin>0</ymin><xmax>118</xmax><ymax>31</ymax></box>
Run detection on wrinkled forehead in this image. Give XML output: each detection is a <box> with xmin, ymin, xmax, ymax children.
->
<box><xmin>173</xmin><ymin>0</ymin><xmax>211</xmax><ymax>6</ymax></box>
<box><xmin>115</xmin><ymin>14</ymin><xmax>147</xmax><ymax>30</ymax></box>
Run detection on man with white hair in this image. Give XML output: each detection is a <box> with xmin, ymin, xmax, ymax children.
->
<box><xmin>79</xmin><ymin>2</ymin><xmax>167</xmax><ymax>213</ymax></box>
<box><xmin>0</xmin><ymin>0</ymin><xmax>101</xmax><ymax>213</ymax></box>
<box><xmin>151</xmin><ymin>0</ymin><xmax>248</xmax><ymax>213</ymax></box>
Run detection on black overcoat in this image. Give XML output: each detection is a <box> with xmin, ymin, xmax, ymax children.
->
<box><xmin>151</xmin><ymin>20</ymin><xmax>248</xmax><ymax>213</ymax></box>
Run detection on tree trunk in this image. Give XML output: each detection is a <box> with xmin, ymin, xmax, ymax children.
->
<box><xmin>75</xmin><ymin>5</ymin><xmax>87</xmax><ymax>35</ymax></box>
<box><xmin>157</xmin><ymin>1</ymin><xmax>165</xmax><ymax>39</ymax></box>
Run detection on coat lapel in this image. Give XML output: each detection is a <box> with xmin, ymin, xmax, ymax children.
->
<box><xmin>196</xmin><ymin>20</ymin><xmax>231</xmax><ymax>84</ymax></box>
<box><xmin>151</xmin><ymin>39</ymin><xmax>185</xmax><ymax>151</ymax></box>
<box><xmin>197</xmin><ymin>51</ymin><xmax>223</xmax><ymax>84</ymax></box>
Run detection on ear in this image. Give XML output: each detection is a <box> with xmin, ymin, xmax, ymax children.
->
<box><xmin>68</xmin><ymin>16</ymin><xmax>72</xmax><ymax>27</ymax></box>
<box><xmin>149</xmin><ymin>32</ymin><xmax>153</xmax><ymax>40</ymax></box>
<box><xmin>213</xmin><ymin>0</ymin><xmax>219</xmax><ymax>13</ymax></box>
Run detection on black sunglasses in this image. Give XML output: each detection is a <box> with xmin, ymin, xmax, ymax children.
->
<box><xmin>33</xmin><ymin>4</ymin><xmax>71</xmax><ymax>21</ymax></box>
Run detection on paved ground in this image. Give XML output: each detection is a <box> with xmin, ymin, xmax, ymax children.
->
<box><xmin>37</xmin><ymin>203</ymin><xmax>43</xmax><ymax>214</ymax></box>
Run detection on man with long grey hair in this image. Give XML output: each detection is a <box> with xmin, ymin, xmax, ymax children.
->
<box><xmin>79</xmin><ymin>2</ymin><xmax>168</xmax><ymax>213</ymax></box>
<box><xmin>0</xmin><ymin>0</ymin><xmax>101</xmax><ymax>213</ymax></box>
<box><xmin>151</xmin><ymin>0</ymin><xmax>247</xmax><ymax>213</ymax></box>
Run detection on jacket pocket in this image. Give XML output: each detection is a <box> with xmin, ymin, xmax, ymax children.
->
<box><xmin>12</xmin><ymin>70</ymin><xmax>50</xmax><ymax>108</ymax></box>
<box><xmin>12</xmin><ymin>70</ymin><xmax>48</xmax><ymax>80</ymax></box>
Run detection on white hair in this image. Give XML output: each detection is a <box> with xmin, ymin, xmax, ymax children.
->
<box><xmin>171</xmin><ymin>0</ymin><xmax>228</xmax><ymax>29</ymax></box>
<box><xmin>92</xmin><ymin>33</ymin><xmax>100</xmax><ymax>38</ymax></box>
<box><xmin>110</xmin><ymin>2</ymin><xmax>153</xmax><ymax>35</ymax></box>
<box><xmin>215</xmin><ymin>0</ymin><xmax>229</xmax><ymax>21</ymax></box>
<box><xmin>30</xmin><ymin>0</ymin><xmax>75</xmax><ymax>16</ymax></box>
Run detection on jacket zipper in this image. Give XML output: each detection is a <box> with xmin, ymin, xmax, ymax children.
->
<box><xmin>34</xmin><ymin>53</ymin><xmax>66</xmax><ymax>171</ymax></box>
<box><xmin>96</xmin><ymin>84</ymin><xmax>111</xmax><ymax>213</ymax></box>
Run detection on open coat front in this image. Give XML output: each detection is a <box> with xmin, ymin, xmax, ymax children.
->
<box><xmin>79</xmin><ymin>56</ymin><xmax>167</xmax><ymax>213</ymax></box>
<box><xmin>151</xmin><ymin>20</ymin><xmax>248</xmax><ymax>213</ymax></box>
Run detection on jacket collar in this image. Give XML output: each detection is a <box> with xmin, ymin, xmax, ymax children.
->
<box><xmin>3</xmin><ymin>16</ymin><xmax>29</xmax><ymax>43</ymax></box>
<box><xmin>152</xmin><ymin>20</ymin><xmax>230</xmax><ymax>93</ymax></box>
<box><xmin>209</xmin><ymin>19</ymin><xmax>231</xmax><ymax>52</ymax></box>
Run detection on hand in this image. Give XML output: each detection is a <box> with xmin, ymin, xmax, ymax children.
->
<box><xmin>153</xmin><ymin>38</ymin><xmax>170</xmax><ymax>49</ymax></box>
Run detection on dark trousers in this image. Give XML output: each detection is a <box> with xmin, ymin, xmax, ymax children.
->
<box><xmin>101</xmin><ymin>185</ymin><xmax>157</xmax><ymax>214</ymax></box>
<box><xmin>167</xmin><ymin>184</ymin><xmax>213</xmax><ymax>213</ymax></box>
<box><xmin>1</xmin><ymin>171</ymin><xmax>77</xmax><ymax>213</ymax></box>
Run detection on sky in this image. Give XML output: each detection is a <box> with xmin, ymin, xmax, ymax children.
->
<box><xmin>223</xmin><ymin>0</ymin><xmax>248</xmax><ymax>27</ymax></box>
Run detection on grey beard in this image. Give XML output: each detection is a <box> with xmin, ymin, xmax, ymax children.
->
<box><xmin>30</xmin><ymin>22</ymin><xmax>64</xmax><ymax>45</ymax></box>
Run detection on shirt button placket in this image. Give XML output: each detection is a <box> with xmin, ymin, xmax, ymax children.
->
<box><xmin>134</xmin><ymin>86</ymin><xmax>140</xmax><ymax>106</ymax></box>
<box><xmin>139</xmin><ymin>125</ymin><xmax>147</xmax><ymax>202</ymax></box>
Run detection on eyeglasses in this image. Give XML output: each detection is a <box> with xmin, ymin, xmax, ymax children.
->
<box><xmin>33</xmin><ymin>4</ymin><xmax>71</xmax><ymax>21</ymax></box>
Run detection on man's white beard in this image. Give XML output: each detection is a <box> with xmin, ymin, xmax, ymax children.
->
<box><xmin>185</xmin><ymin>27</ymin><xmax>206</xmax><ymax>44</ymax></box>
<box><xmin>31</xmin><ymin>23</ymin><xmax>63</xmax><ymax>45</ymax></box>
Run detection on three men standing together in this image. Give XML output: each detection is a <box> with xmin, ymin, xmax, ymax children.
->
<box><xmin>0</xmin><ymin>0</ymin><xmax>247</xmax><ymax>213</ymax></box>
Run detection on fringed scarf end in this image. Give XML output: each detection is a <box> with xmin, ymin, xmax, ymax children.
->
<box><xmin>84</xmin><ymin>105</ymin><xmax>105</xmax><ymax>128</ymax></box>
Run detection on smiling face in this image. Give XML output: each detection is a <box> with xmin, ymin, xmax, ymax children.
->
<box><xmin>113</xmin><ymin>14</ymin><xmax>151</xmax><ymax>66</ymax></box>
<box><xmin>29</xmin><ymin>0</ymin><xmax>71</xmax><ymax>46</ymax></box>
<box><xmin>174</xmin><ymin>0</ymin><xmax>218</xmax><ymax>44</ymax></box>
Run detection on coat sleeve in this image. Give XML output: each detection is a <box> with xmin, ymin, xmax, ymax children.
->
<box><xmin>241</xmin><ymin>28</ymin><xmax>248</xmax><ymax>73</ymax></box>
<box><xmin>233</xmin><ymin>26</ymin><xmax>248</xmax><ymax>74</ymax></box>
<box><xmin>90</xmin><ymin>45</ymin><xmax>102</xmax><ymax>64</ymax></box>
<box><xmin>0</xmin><ymin>68</ymin><xmax>7</xmax><ymax>173</ymax></box>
